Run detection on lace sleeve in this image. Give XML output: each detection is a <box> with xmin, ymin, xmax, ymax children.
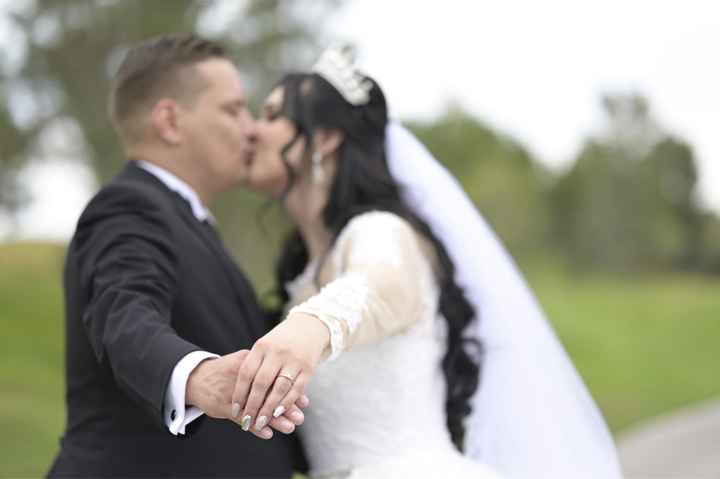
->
<box><xmin>288</xmin><ymin>211</ymin><xmax>435</xmax><ymax>360</ymax></box>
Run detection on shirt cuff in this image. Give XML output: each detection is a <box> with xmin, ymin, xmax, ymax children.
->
<box><xmin>164</xmin><ymin>350</ymin><xmax>219</xmax><ymax>435</ymax></box>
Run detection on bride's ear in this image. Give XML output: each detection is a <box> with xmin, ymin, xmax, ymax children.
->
<box><xmin>313</xmin><ymin>128</ymin><xmax>345</xmax><ymax>159</ymax></box>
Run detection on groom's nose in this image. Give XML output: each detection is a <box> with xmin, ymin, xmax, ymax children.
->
<box><xmin>244</xmin><ymin>115</ymin><xmax>259</xmax><ymax>143</ymax></box>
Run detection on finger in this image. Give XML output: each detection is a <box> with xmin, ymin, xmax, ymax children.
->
<box><xmin>227</xmin><ymin>349</ymin><xmax>251</xmax><ymax>364</ymax></box>
<box><xmin>249</xmin><ymin>426</ymin><xmax>273</xmax><ymax>440</ymax></box>
<box><xmin>297</xmin><ymin>394</ymin><xmax>310</xmax><ymax>409</ymax></box>
<box><xmin>268</xmin><ymin>415</ymin><xmax>296</xmax><ymax>435</ymax></box>
<box><xmin>254</xmin><ymin>367</ymin><xmax>301</xmax><ymax>430</ymax></box>
<box><xmin>273</xmin><ymin>371</ymin><xmax>309</xmax><ymax>425</ymax></box>
<box><xmin>230</xmin><ymin>349</ymin><xmax>263</xmax><ymax>422</ymax></box>
<box><xmin>223</xmin><ymin>350</ymin><xmax>251</xmax><ymax>417</ymax></box>
<box><xmin>284</xmin><ymin>403</ymin><xmax>305</xmax><ymax>426</ymax></box>
<box><xmin>242</xmin><ymin>355</ymin><xmax>282</xmax><ymax>432</ymax></box>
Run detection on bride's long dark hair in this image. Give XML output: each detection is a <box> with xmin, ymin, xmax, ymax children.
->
<box><xmin>270</xmin><ymin>72</ymin><xmax>482</xmax><ymax>450</ymax></box>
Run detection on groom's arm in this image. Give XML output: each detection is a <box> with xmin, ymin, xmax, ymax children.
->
<box><xmin>138</xmin><ymin>333</ymin><xmax>304</xmax><ymax>438</ymax></box>
<box><xmin>78</xmin><ymin>185</ymin><xmax>200</xmax><ymax>428</ymax></box>
<box><xmin>80</xmin><ymin>184</ymin><xmax>308</xmax><ymax>437</ymax></box>
<box><xmin>180</xmin><ymin>351</ymin><xmax>309</xmax><ymax>438</ymax></box>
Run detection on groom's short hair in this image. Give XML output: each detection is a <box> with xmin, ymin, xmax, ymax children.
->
<box><xmin>108</xmin><ymin>34</ymin><xmax>228</xmax><ymax>145</ymax></box>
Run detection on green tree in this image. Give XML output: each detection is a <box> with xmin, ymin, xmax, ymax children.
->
<box><xmin>641</xmin><ymin>138</ymin><xmax>704</xmax><ymax>267</ymax></box>
<box><xmin>3</xmin><ymin>0</ymin><xmax>339</xmax><ymax>183</ymax></box>
<box><xmin>408</xmin><ymin>105</ymin><xmax>551</xmax><ymax>257</ymax></box>
<box><xmin>0</xmin><ymin>0</ymin><xmax>341</xmax><ymax>286</ymax></box>
<box><xmin>550</xmin><ymin>94</ymin><xmax>709</xmax><ymax>272</ymax></box>
<box><xmin>700</xmin><ymin>214</ymin><xmax>720</xmax><ymax>273</ymax></box>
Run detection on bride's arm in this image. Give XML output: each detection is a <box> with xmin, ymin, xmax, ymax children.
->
<box><xmin>231</xmin><ymin>212</ymin><xmax>433</xmax><ymax>433</ymax></box>
<box><xmin>291</xmin><ymin>211</ymin><xmax>433</xmax><ymax>353</ymax></box>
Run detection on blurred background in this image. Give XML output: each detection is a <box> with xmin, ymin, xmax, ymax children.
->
<box><xmin>1</xmin><ymin>0</ymin><xmax>718</xmax><ymax>477</ymax></box>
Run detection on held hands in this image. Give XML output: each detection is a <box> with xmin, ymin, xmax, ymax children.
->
<box><xmin>186</xmin><ymin>350</ymin><xmax>309</xmax><ymax>440</ymax></box>
<box><xmin>229</xmin><ymin>313</ymin><xmax>331</xmax><ymax>437</ymax></box>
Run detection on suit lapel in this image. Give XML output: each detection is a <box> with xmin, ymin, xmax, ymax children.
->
<box><xmin>170</xmin><ymin>192</ymin><xmax>265</xmax><ymax>339</ymax></box>
<box><xmin>124</xmin><ymin>162</ymin><xmax>264</xmax><ymax>339</ymax></box>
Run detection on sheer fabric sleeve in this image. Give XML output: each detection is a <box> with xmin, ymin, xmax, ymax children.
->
<box><xmin>288</xmin><ymin>211</ymin><xmax>435</xmax><ymax>360</ymax></box>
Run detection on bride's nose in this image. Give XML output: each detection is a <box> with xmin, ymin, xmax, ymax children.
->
<box><xmin>244</xmin><ymin>116</ymin><xmax>259</xmax><ymax>142</ymax></box>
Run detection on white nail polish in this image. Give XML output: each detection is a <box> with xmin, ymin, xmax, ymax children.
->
<box><xmin>280</xmin><ymin>418</ymin><xmax>295</xmax><ymax>432</ymax></box>
<box><xmin>241</xmin><ymin>415</ymin><xmax>252</xmax><ymax>431</ymax></box>
<box><xmin>255</xmin><ymin>416</ymin><xmax>268</xmax><ymax>431</ymax></box>
<box><xmin>273</xmin><ymin>405</ymin><xmax>286</xmax><ymax>418</ymax></box>
<box><xmin>231</xmin><ymin>402</ymin><xmax>240</xmax><ymax>418</ymax></box>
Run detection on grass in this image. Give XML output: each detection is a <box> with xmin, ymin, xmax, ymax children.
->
<box><xmin>0</xmin><ymin>243</ymin><xmax>66</xmax><ymax>478</ymax></box>
<box><xmin>526</xmin><ymin>262</ymin><xmax>720</xmax><ymax>431</ymax></box>
<box><xmin>1</xmin><ymin>242</ymin><xmax>719</xmax><ymax>477</ymax></box>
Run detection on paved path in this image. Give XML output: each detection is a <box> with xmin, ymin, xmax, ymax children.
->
<box><xmin>617</xmin><ymin>399</ymin><xmax>720</xmax><ymax>479</ymax></box>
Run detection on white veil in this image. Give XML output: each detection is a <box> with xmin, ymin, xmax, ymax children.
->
<box><xmin>385</xmin><ymin>122</ymin><xmax>623</xmax><ymax>479</ymax></box>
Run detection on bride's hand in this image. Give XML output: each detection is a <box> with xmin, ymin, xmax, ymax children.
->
<box><xmin>231</xmin><ymin>312</ymin><xmax>330</xmax><ymax>433</ymax></box>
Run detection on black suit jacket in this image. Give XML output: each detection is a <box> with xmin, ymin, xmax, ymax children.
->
<box><xmin>47</xmin><ymin>162</ymin><xmax>303</xmax><ymax>478</ymax></box>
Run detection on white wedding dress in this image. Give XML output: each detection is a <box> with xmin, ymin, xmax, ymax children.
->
<box><xmin>286</xmin><ymin>211</ymin><xmax>500</xmax><ymax>479</ymax></box>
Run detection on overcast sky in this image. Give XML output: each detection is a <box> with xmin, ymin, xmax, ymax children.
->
<box><xmin>2</xmin><ymin>0</ymin><xmax>718</xmax><ymax>240</ymax></box>
<box><xmin>330</xmin><ymin>0</ymin><xmax>718</xmax><ymax>201</ymax></box>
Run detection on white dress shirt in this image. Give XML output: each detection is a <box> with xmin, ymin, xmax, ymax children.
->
<box><xmin>136</xmin><ymin>160</ymin><xmax>217</xmax><ymax>435</ymax></box>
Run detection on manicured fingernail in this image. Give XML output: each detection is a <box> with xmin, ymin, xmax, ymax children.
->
<box><xmin>273</xmin><ymin>405</ymin><xmax>286</xmax><ymax>418</ymax></box>
<box><xmin>241</xmin><ymin>415</ymin><xmax>252</xmax><ymax>431</ymax></box>
<box><xmin>291</xmin><ymin>410</ymin><xmax>303</xmax><ymax>421</ymax></box>
<box><xmin>279</xmin><ymin>418</ymin><xmax>294</xmax><ymax>432</ymax></box>
<box><xmin>255</xmin><ymin>416</ymin><xmax>268</xmax><ymax>431</ymax></box>
<box><xmin>260</xmin><ymin>428</ymin><xmax>273</xmax><ymax>440</ymax></box>
<box><xmin>231</xmin><ymin>402</ymin><xmax>240</xmax><ymax>418</ymax></box>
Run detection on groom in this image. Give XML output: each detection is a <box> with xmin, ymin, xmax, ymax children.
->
<box><xmin>47</xmin><ymin>35</ymin><xmax>306</xmax><ymax>478</ymax></box>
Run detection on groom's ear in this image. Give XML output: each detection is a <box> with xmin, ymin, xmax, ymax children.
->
<box><xmin>150</xmin><ymin>99</ymin><xmax>183</xmax><ymax>146</ymax></box>
<box><xmin>314</xmin><ymin>128</ymin><xmax>344</xmax><ymax>158</ymax></box>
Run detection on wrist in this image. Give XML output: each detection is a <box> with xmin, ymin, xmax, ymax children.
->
<box><xmin>287</xmin><ymin>312</ymin><xmax>332</xmax><ymax>364</ymax></box>
<box><xmin>185</xmin><ymin>357</ymin><xmax>214</xmax><ymax>406</ymax></box>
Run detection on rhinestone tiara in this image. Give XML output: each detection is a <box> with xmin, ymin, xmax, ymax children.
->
<box><xmin>312</xmin><ymin>44</ymin><xmax>372</xmax><ymax>106</ymax></box>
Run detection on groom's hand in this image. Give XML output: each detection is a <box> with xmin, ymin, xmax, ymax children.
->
<box><xmin>186</xmin><ymin>350</ymin><xmax>248</xmax><ymax>418</ymax></box>
<box><xmin>186</xmin><ymin>350</ymin><xmax>308</xmax><ymax>439</ymax></box>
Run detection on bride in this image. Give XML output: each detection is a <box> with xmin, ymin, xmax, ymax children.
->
<box><xmin>231</xmin><ymin>47</ymin><xmax>622</xmax><ymax>479</ymax></box>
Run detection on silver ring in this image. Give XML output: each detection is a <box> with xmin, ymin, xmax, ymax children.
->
<box><xmin>277</xmin><ymin>373</ymin><xmax>295</xmax><ymax>383</ymax></box>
